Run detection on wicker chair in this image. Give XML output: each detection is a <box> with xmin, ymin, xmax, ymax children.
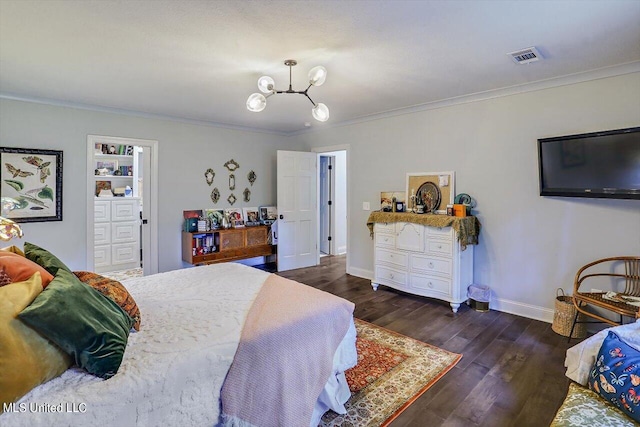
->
<box><xmin>570</xmin><ymin>257</ymin><xmax>640</xmax><ymax>339</ymax></box>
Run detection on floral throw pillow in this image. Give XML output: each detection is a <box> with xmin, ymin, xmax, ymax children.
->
<box><xmin>588</xmin><ymin>331</ymin><xmax>640</xmax><ymax>423</ymax></box>
<box><xmin>73</xmin><ymin>271</ymin><xmax>141</xmax><ymax>331</ymax></box>
<box><xmin>0</xmin><ymin>267</ymin><xmax>11</xmax><ymax>287</ymax></box>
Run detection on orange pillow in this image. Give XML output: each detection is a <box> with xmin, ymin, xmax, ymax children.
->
<box><xmin>0</xmin><ymin>251</ymin><xmax>54</xmax><ymax>288</ymax></box>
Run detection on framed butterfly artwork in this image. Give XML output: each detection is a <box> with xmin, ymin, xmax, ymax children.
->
<box><xmin>0</xmin><ymin>147</ymin><xmax>63</xmax><ymax>222</ymax></box>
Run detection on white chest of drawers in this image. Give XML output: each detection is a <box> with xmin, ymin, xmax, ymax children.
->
<box><xmin>94</xmin><ymin>198</ymin><xmax>140</xmax><ymax>273</ymax></box>
<box><xmin>372</xmin><ymin>221</ymin><xmax>473</xmax><ymax>312</ymax></box>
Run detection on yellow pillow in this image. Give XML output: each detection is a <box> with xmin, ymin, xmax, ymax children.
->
<box><xmin>0</xmin><ymin>272</ymin><xmax>72</xmax><ymax>411</ymax></box>
<box><xmin>0</xmin><ymin>245</ymin><xmax>25</xmax><ymax>257</ymax></box>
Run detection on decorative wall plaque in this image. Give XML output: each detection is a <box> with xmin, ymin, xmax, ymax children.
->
<box><xmin>204</xmin><ymin>168</ymin><xmax>215</xmax><ymax>186</ymax></box>
<box><xmin>227</xmin><ymin>193</ymin><xmax>237</xmax><ymax>205</ymax></box>
<box><xmin>243</xmin><ymin>187</ymin><xmax>251</xmax><ymax>202</ymax></box>
<box><xmin>229</xmin><ymin>174</ymin><xmax>235</xmax><ymax>190</ymax></box>
<box><xmin>210</xmin><ymin>187</ymin><xmax>220</xmax><ymax>204</ymax></box>
<box><xmin>224</xmin><ymin>159</ymin><xmax>240</xmax><ymax>171</ymax></box>
<box><xmin>247</xmin><ymin>170</ymin><xmax>257</xmax><ymax>186</ymax></box>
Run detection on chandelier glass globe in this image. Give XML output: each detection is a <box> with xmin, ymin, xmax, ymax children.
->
<box><xmin>246</xmin><ymin>93</ymin><xmax>267</xmax><ymax>112</ymax></box>
<box><xmin>311</xmin><ymin>103</ymin><xmax>329</xmax><ymax>122</ymax></box>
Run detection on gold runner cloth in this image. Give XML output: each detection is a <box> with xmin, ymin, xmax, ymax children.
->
<box><xmin>366</xmin><ymin>211</ymin><xmax>481</xmax><ymax>250</ymax></box>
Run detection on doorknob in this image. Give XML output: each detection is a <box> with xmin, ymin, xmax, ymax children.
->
<box><xmin>279</xmin><ymin>215</ymin><xmax>284</xmax><ymax>219</ymax></box>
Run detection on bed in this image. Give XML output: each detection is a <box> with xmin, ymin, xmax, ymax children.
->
<box><xmin>0</xmin><ymin>253</ymin><xmax>357</xmax><ymax>427</ymax></box>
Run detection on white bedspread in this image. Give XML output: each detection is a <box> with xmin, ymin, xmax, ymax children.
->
<box><xmin>0</xmin><ymin>263</ymin><xmax>268</xmax><ymax>427</ymax></box>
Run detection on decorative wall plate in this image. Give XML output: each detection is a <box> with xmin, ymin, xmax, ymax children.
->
<box><xmin>416</xmin><ymin>181</ymin><xmax>442</xmax><ymax>213</ymax></box>
<box><xmin>204</xmin><ymin>168</ymin><xmax>215</xmax><ymax>186</ymax></box>
<box><xmin>229</xmin><ymin>174</ymin><xmax>235</xmax><ymax>190</ymax></box>
<box><xmin>247</xmin><ymin>170</ymin><xmax>257</xmax><ymax>186</ymax></box>
<box><xmin>210</xmin><ymin>187</ymin><xmax>220</xmax><ymax>204</ymax></box>
<box><xmin>227</xmin><ymin>193</ymin><xmax>237</xmax><ymax>205</ymax></box>
<box><xmin>224</xmin><ymin>159</ymin><xmax>240</xmax><ymax>171</ymax></box>
<box><xmin>243</xmin><ymin>187</ymin><xmax>251</xmax><ymax>202</ymax></box>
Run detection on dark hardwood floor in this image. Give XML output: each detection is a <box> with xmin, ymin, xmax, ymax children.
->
<box><xmin>266</xmin><ymin>255</ymin><xmax>586</xmax><ymax>427</ymax></box>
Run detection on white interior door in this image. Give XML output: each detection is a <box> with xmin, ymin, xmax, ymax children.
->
<box><xmin>277</xmin><ymin>150</ymin><xmax>318</xmax><ymax>272</ymax></box>
<box><xmin>140</xmin><ymin>146</ymin><xmax>152</xmax><ymax>276</ymax></box>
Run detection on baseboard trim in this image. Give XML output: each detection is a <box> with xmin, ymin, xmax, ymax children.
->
<box><xmin>490</xmin><ymin>297</ymin><xmax>555</xmax><ymax>324</ymax></box>
<box><xmin>344</xmin><ymin>265</ymin><xmax>554</xmax><ymax>323</ymax></box>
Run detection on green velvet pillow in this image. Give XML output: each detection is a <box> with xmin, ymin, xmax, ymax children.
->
<box><xmin>24</xmin><ymin>241</ymin><xmax>72</xmax><ymax>276</ymax></box>
<box><xmin>18</xmin><ymin>269</ymin><xmax>134</xmax><ymax>379</ymax></box>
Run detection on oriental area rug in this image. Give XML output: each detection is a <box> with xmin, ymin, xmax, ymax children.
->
<box><xmin>320</xmin><ymin>319</ymin><xmax>462</xmax><ymax>427</ymax></box>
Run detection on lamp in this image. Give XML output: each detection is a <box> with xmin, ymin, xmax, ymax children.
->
<box><xmin>247</xmin><ymin>59</ymin><xmax>329</xmax><ymax>122</ymax></box>
<box><xmin>0</xmin><ymin>197</ymin><xmax>23</xmax><ymax>241</ymax></box>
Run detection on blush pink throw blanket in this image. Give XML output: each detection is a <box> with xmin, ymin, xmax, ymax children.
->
<box><xmin>220</xmin><ymin>273</ymin><xmax>355</xmax><ymax>427</ymax></box>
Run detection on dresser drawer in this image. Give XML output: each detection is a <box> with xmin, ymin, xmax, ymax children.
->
<box><xmin>375</xmin><ymin>232</ymin><xmax>395</xmax><ymax>248</ymax></box>
<box><xmin>111</xmin><ymin>221</ymin><xmax>138</xmax><ymax>244</ymax></box>
<box><xmin>410</xmin><ymin>274</ymin><xmax>451</xmax><ymax>296</ymax></box>
<box><xmin>374</xmin><ymin>222</ymin><xmax>395</xmax><ymax>234</ymax></box>
<box><xmin>111</xmin><ymin>242</ymin><xmax>139</xmax><ymax>265</ymax></box>
<box><xmin>376</xmin><ymin>248</ymin><xmax>408</xmax><ymax>269</ymax></box>
<box><xmin>112</xmin><ymin>199</ymin><xmax>139</xmax><ymax>221</ymax></box>
<box><xmin>94</xmin><ymin>201</ymin><xmax>111</xmax><ymax>222</ymax></box>
<box><xmin>94</xmin><ymin>223</ymin><xmax>111</xmax><ymax>245</ymax></box>
<box><xmin>94</xmin><ymin>245</ymin><xmax>111</xmax><ymax>268</ymax></box>
<box><xmin>375</xmin><ymin>266</ymin><xmax>407</xmax><ymax>288</ymax></box>
<box><xmin>427</xmin><ymin>239</ymin><xmax>453</xmax><ymax>257</ymax></box>
<box><xmin>410</xmin><ymin>254</ymin><xmax>452</xmax><ymax>277</ymax></box>
<box><xmin>427</xmin><ymin>226</ymin><xmax>454</xmax><ymax>240</ymax></box>
<box><xmin>395</xmin><ymin>222</ymin><xmax>424</xmax><ymax>252</ymax></box>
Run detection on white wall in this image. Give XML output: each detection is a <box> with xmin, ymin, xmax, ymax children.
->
<box><xmin>0</xmin><ymin>99</ymin><xmax>299</xmax><ymax>272</ymax></box>
<box><xmin>294</xmin><ymin>73</ymin><xmax>640</xmax><ymax>322</ymax></box>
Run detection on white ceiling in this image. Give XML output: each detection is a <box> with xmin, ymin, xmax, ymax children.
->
<box><xmin>1</xmin><ymin>0</ymin><xmax>639</xmax><ymax>134</ymax></box>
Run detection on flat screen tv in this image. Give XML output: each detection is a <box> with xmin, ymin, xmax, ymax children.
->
<box><xmin>538</xmin><ymin>127</ymin><xmax>640</xmax><ymax>200</ymax></box>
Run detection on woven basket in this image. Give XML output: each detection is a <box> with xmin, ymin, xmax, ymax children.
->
<box><xmin>552</xmin><ymin>288</ymin><xmax>586</xmax><ymax>339</ymax></box>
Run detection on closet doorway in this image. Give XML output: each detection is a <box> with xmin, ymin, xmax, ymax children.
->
<box><xmin>86</xmin><ymin>135</ymin><xmax>158</xmax><ymax>276</ymax></box>
<box><xmin>314</xmin><ymin>146</ymin><xmax>348</xmax><ymax>260</ymax></box>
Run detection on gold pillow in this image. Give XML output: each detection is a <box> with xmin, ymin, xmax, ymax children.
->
<box><xmin>0</xmin><ymin>272</ymin><xmax>72</xmax><ymax>411</ymax></box>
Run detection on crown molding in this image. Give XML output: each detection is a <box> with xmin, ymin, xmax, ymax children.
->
<box><xmin>290</xmin><ymin>61</ymin><xmax>640</xmax><ymax>136</ymax></box>
<box><xmin>0</xmin><ymin>93</ymin><xmax>289</xmax><ymax>137</ymax></box>
<box><xmin>3</xmin><ymin>61</ymin><xmax>638</xmax><ymax>138</ymax></box>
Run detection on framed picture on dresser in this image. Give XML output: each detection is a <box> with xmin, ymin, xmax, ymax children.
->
<box><xmin>406</xmin><ymin>171</ymin><xmax>455</xmax><ymax>214</ymax></box>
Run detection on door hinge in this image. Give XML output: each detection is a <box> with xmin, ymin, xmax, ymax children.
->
<box><xmin>328</xmin><ymin>200</ymin><xmax>332</xmax><ymax>205</ymax></box>
<box><xmin>328</xmin><ymin>164</ymin><xmax>332</xmax><ymax>170</ymax></box>
<box><xmin>328</xmin><ymin>236</ymin><xmax>332</xmax><ymax>241</ymax></box>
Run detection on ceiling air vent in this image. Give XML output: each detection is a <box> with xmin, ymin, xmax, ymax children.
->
<box><xmin>508</xmin><ymin>47</ymin><xmax>543</xmax><ymax>64</ymax></box>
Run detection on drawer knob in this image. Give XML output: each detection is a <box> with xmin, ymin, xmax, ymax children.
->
<box><xmin>437</xmin><ymin>245</ymin><xmax>442</xmax><ymax>249</ymax></box>
<box><xmin>429</xmin><ymin>262</ymin><xmax>434</xmax><ymax>268</ymax></box>
<box><xmin>428</xmin><ymin>282</ymin><xmax>434</xmax><ymax>288</ymax></box>
<box><xmin>389</xmin><ymin>273</ymin><xmax>394</xmax><ymax>279</ymax></box>
<box><xmin>390</xmin><ymin>254</ymin><xmax>393</xmax><ymax>258</ymax></box>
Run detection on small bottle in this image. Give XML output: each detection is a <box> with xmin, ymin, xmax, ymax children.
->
<box><xmin>392</xmin><ymin>197</ymin><xmax>397</xmax><ymax>212</ymax></box>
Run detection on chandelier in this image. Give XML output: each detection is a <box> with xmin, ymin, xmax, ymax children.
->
<box><xmin>246</xmin><ymin>59</ymin><xmax>329</xmax><ymax>122</ymax></box>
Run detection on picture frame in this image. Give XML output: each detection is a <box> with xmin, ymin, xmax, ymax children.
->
<box><xmin>0</xmin><ymin>147</ymin><xmax>63</xmax><ymax>222</ymax></box>
<box><xmin>380</xmin><ymin>191</ymin><xmax>404</xmax><ymax>212</ymax></box>
<box><xmin>259</xmin><ymin>206</ymin><xmax>277</xmax><ymax>222</ymax></box>
<box><xmin>96</xmin><ymin>159</ymin><xmax>118</xmax><ymax>175</ymax></box>
<box><xmin>242</xmin><ymin>207</ymin><xmax>260</xmax><ymax>225</ymax></box>
<box><xmin>225</xmin><ymin>208</ymin><xmax>244</xmax><ymax>228</ymax></box>
<box><xmin>205</xmin><ymin>209</ymin><xmax>224</xmax><ymax>229</ymax></box>
<box><xmin>406</xmin><ymin>171</ymin><xmax>455</xmax><ymax>214</ymax></box>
